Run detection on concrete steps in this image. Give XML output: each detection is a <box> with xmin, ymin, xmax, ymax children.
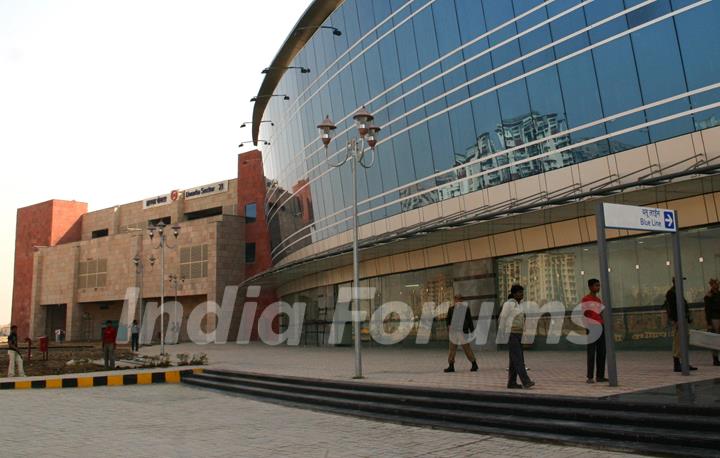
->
<box><xmin>182</xmin><ymin>369</ymin><xmax>720</xmax><ymax>457</ymax></box>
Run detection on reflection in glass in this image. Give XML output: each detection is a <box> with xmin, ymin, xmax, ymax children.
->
<box><xmin>263</xmin><ymin>0</ymin><xmax>720</xmax><ymax>260</ymax></box>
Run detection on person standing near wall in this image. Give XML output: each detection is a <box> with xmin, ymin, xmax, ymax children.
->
<box><xmin>704</xmin><ymin>278</ymin><xmax>720</xmax><ymax>366</ymax></box>
<box><xmin>102</xmin><ymin>321</ymin><xmax>117</xmax><ymax>369</ymax></box>
<box><xmin>130</xmin><ymin>320</ymin><xmax>140</xmax><ymax>353</ymax></box>
<box><xmin>499</xmin><ymin>285</ymin><xmax>534</xmax><ymax>389</ymax></box>
<box><xmin>582</xmin><ymin>279</ymin><xmax>608</xmax><ymax>384</ymax></box>
<box><xmin>7</xmin><ymin>325</ymin><xmax>26</xmax><ymax>377</ymax></box>
<box><xmin>665</xmin><ymin>278</ymin><xmax>698</xmax><ymax>372</ymax></box>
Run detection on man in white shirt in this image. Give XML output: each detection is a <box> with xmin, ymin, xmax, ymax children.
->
<box><xmin>499</xmin><ymin>285</ymin><xmax>534</xmax><ymax>389</ymax></box>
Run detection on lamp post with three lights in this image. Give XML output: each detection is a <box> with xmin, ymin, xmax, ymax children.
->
<box><xmin>147</xmin><ymin>221</ymin><xmax>181</xmax><ymax>355</ymax></box>
<box><xmin>317</xmin><ymin>107</ymin><xmax>381</xmax><ymax>379</ymax></box>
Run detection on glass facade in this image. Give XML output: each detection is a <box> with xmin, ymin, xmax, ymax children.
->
<box><xmin>283</xmin><ymin>225</ymin><xmax>720</xmax><ymax>347</ymax></box>
<box><xmin>259</xmin><ymin>0</ymin><xmax>720</xmax><ymax>261</ymax></box>
<box><xmin>282</xmin><ymin>258</ymin><xmax>496</xmax><ymax>346</ymax></box>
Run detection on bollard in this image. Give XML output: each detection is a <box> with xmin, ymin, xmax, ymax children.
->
<box><xmin>39</xmin><ymin>336</ymin><xmax>49</xmax><ymax>361</ymax></box>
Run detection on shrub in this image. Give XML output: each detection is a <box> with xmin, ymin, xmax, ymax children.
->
<box><xmin>189</xmin><ymin>353</ymin><xmax>208</xmax><ymax>365</ymax></box>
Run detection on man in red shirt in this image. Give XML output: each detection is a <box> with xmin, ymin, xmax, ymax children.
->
<box><xmin>582</xmin><ymin>279</ymin><xmax>608</xmax><ymax>383</ymax></box>
<box><xmin>102</xmin><ymin>320</ymin><xmax>117</xmax><ymax>369</ymax></box>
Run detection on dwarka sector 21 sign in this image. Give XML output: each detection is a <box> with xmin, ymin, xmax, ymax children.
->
<box><xmin>184</xmin><ymin>180</ymin><xmax>228</xmax><ymax>200</ymax></box>
<box><xmin>602</xmin><ymin>203</ymin><xmax>677</xmax><ymax>233</ymax></box>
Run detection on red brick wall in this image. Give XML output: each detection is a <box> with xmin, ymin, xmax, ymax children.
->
<box><xmin>11</xmin><ymin>200</ymin><xmax>87</xmax><ymax>338</ymax></box>
<box><xmin>237</xmin><ymin>150</ymin><xmax>279</xmax><ymax>340</ymax></box>
<box><xmin>238</xmin><ymin>150</ymin><xmax>272</xmax><ymax>278</ymax></box>
<box><xmin>52</xmin><ymin>201</ymin><xmax>86</xmax><ymax>245</ymax></box>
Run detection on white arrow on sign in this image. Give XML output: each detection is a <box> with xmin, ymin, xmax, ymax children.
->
<box><xmin>664</xmin><ymin>212</ymin><xmax>675</xmax><ymax>229</ymax></box>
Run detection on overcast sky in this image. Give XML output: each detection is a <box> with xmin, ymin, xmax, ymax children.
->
<box><xmin>0</xmin><ymin>0</ymin><xmax>312</xmax><ymax>324</ymax></box>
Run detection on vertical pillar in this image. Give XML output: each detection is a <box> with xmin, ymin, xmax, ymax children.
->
<box><xmin>596</xmin><ymin>202</ymin><xmax>619</xmax><ymax>386</ymax></box>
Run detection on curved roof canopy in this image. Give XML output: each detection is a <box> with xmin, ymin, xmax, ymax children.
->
<box><xmin>252</xmin><ymin>0</ymin><xmax>343</xmax><ymax>145</ymax></box>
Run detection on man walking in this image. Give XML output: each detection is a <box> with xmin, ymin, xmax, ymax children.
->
<box><xmin>7</xmin><ymin>325</ymin><xmax>26</xmax><ymax>377</ymax></box>
<box><xmin>582</xmin><ymin>279</ymin><xmax>608</xmax><ymax>383</ymax></box>
<box><xmin>102</xmin><ymin>320</ymin><xmax>117</xmax><ymax>369</ymax></box>
<box><xmin>443</xmin><ymin>295</ymin><xmax>478</xmax><ymax>373</ymax></box>
<box><xmin>704</xmin><ymin>278</ymin><xmax>720</xmax><ymax>366</ymax></box>
<box><xmin>665</xmin><ymin>278</ymin><xmax>698</xmax><ymax>372</ymax></box>
<box><xmin>499</xmin><ymin>285</ymin><xmax>534</xmax><ymax>389</ymax></box>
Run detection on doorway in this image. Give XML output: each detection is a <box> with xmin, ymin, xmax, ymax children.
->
<box><xmin>44</xmin><ymin>304</ymin><xmax>67</xmax><ymax>340</ymax></box>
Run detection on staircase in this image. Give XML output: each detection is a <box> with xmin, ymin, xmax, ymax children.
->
<box><xmin>182</xmin><ymin>369</ymin><xmax>720</xmax><ymax>457</ymax></box>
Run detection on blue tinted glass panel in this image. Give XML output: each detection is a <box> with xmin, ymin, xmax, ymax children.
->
<box><xmin>629</xmin><ymin>18</ymin><xmax>693</xmax><ymax>141</ymax></box>
<box><xmin>673</xmin><ymin>0</ymin><xmax>720</xmax><ymax>129</ymax></box>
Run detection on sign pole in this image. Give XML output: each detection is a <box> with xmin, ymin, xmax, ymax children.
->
<box><xmin>596</xmin><ymin>202</ymin><xmax>619</xmax><ymax>387</ymax></box>
<box><xmin>671</xmin><ymin>211</ymin><xmax>690</xmax><ymax>375</ymax></box>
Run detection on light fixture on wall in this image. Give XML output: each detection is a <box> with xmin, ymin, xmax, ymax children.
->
<box><xmin>240</xmin><ymin>120</ymin><xmax>274</xmax><ymax>128</ymax></box>
<box><xmin>239</xmin><ymin>140</ymin><xmax>270</xmax><ymax>147</ymax></box>
<box><xmin>262</xmin><ymin>66</ymin><xmax>310</xmax><ymax>74</ymax></box>
<box><xmin>250</xmin><ymin>94</ymin><xmax>290</xmax><ymax>102</ymax></box>
<box><xmin>296</xmin><ymin>25</ymin><xmax>342</xmax><ymax>36</ymax></box>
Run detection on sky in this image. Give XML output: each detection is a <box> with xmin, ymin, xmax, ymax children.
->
<box><xmin>0</xmin><ymin>0</ymin><xmax>312</xmax><ymax>324</ymax></box>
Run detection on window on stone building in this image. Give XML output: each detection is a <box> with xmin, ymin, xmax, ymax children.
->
<box><xmin>184</xmin><ymin>206</ymin><xmax>222</xmax><ymax>221</ymax></box>
<box><xmin>148</xmin><ymin>216</ymin><xmax>171</xmax><ymax>227</ymax></box>
<box><xmin>91</xmin><ymin>228</ymin><xmax>109</xmax><ymax>238</ymax></box>
<box><xmin>78</xmin><ymin>258</ymin><xmax>108</xmax><ymax>289</ymax></box>
<box><xmin>180</xmin><ymin>244</ymin><xmax>208</xmax><ymax>279</ymax></box>
<box><xmin>245</xmin><ymin>243</ymin><xmax>256</xmax><ymax>264</ymax></box>
<box><xmin>245</xmin><ymin>203</ymin><xmax>257</xmax><ymax>223</ymax></box>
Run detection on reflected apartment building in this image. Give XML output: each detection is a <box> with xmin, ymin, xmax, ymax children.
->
<box><xmin>12</xmin><ymin>0</ymin><xmax>720</xmax><ymax>349</ymax></box>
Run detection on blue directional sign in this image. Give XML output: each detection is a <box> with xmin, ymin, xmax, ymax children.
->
<box><xmin>603</xmin><ymin>203</ymin><xmax>677</xmax><ymax>233</ymax></box>
<box><xmin>663</xmin><ymin>210</ymin><xmax>676</xmax><ymax>230</ymax></box>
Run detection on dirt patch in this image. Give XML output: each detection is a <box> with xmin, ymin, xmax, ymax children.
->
<box><xmin>1</xmin><ymin>345</ymin><xmax>134</xmax><ymax>377</ymax></box>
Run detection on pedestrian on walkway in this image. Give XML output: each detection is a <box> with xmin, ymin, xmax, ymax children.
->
<box><xmin>102</xmin><ymin>320</ymin><xmax>117</xmax><ymax>369</ymax></box>
<box><xmin>665</xmin><ymin>278</ymin><xmax>698</xmax><ymax>372</ymax></box>
<box><xmin>443</xmin><ymin>295</ymin><xmax>478</xmax><ymax>373</ymax></box>
<box><xmin>704</xmin><ymin>278</ymin><xmax>720</xmax><ymax>366</ymax></box>
<box><xmin>7</xmin><ymin>325</ymin><xmax>26</xmax><ymax>377</ymax></box>
<box><xmin>581</xmin><ymin>279</ymin><xmax>608</xmax><ymax>383</ymax></box>
<box><xmin>499</xmin><ymin>285</ymin><xmax>534</xmax><ymax>389</ymax></box>
<box><xmin>131</xmin><ymin>320</ymin><xmax>140</xmax><ymax>353</ymax></box>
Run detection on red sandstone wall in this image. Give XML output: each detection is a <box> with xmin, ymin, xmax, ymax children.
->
<box><xmin>237</xmin><ymin>150</ymin><xmax>278</xmax><ymax>339</ymax></box>
<box><xmin>11</xmin><ymin>200</ymin><xmax>87</xmax><ymax>338</ymax></box>
<box><xmin>238</xmin><ymin>150</ymin><xmax>272</xmax><ymax>278</ymax></box>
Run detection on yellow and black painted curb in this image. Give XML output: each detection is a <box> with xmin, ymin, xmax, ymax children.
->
<box><xmin>0</xmin><ymin>368</ymin><xmax>203</xmax><ymax>390</ymax></box>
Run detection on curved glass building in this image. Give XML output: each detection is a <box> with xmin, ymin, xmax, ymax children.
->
<box><xmin>250</xmin><ymin>0</ymin><xmax>720</xmax><ymax>346</ymax></box>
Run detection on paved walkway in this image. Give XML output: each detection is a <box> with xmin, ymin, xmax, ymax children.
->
<box><xmin>142</xmin><ymin>343</ymin><xmax>720</xmax><ymax>397</ymax></box>
<box><xmin>0</xmin><ymin>384</ymin><xmax>642</xmax><ymax>457</ymax></box>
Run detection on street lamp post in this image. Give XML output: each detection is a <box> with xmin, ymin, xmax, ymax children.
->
<box><xmin>132</xmin><ymin>255</ymin><xmax>145</xmax><ymax>334</ymax></box>
<box><xmin>148</xmin><ymin>221</ymin><xmax>181</xmax><ymax>355</ymax></box>
<box><xmin>318</xmin><ymin>107</ymin><xmax>381</xmax><ymax>379</ymax></box>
